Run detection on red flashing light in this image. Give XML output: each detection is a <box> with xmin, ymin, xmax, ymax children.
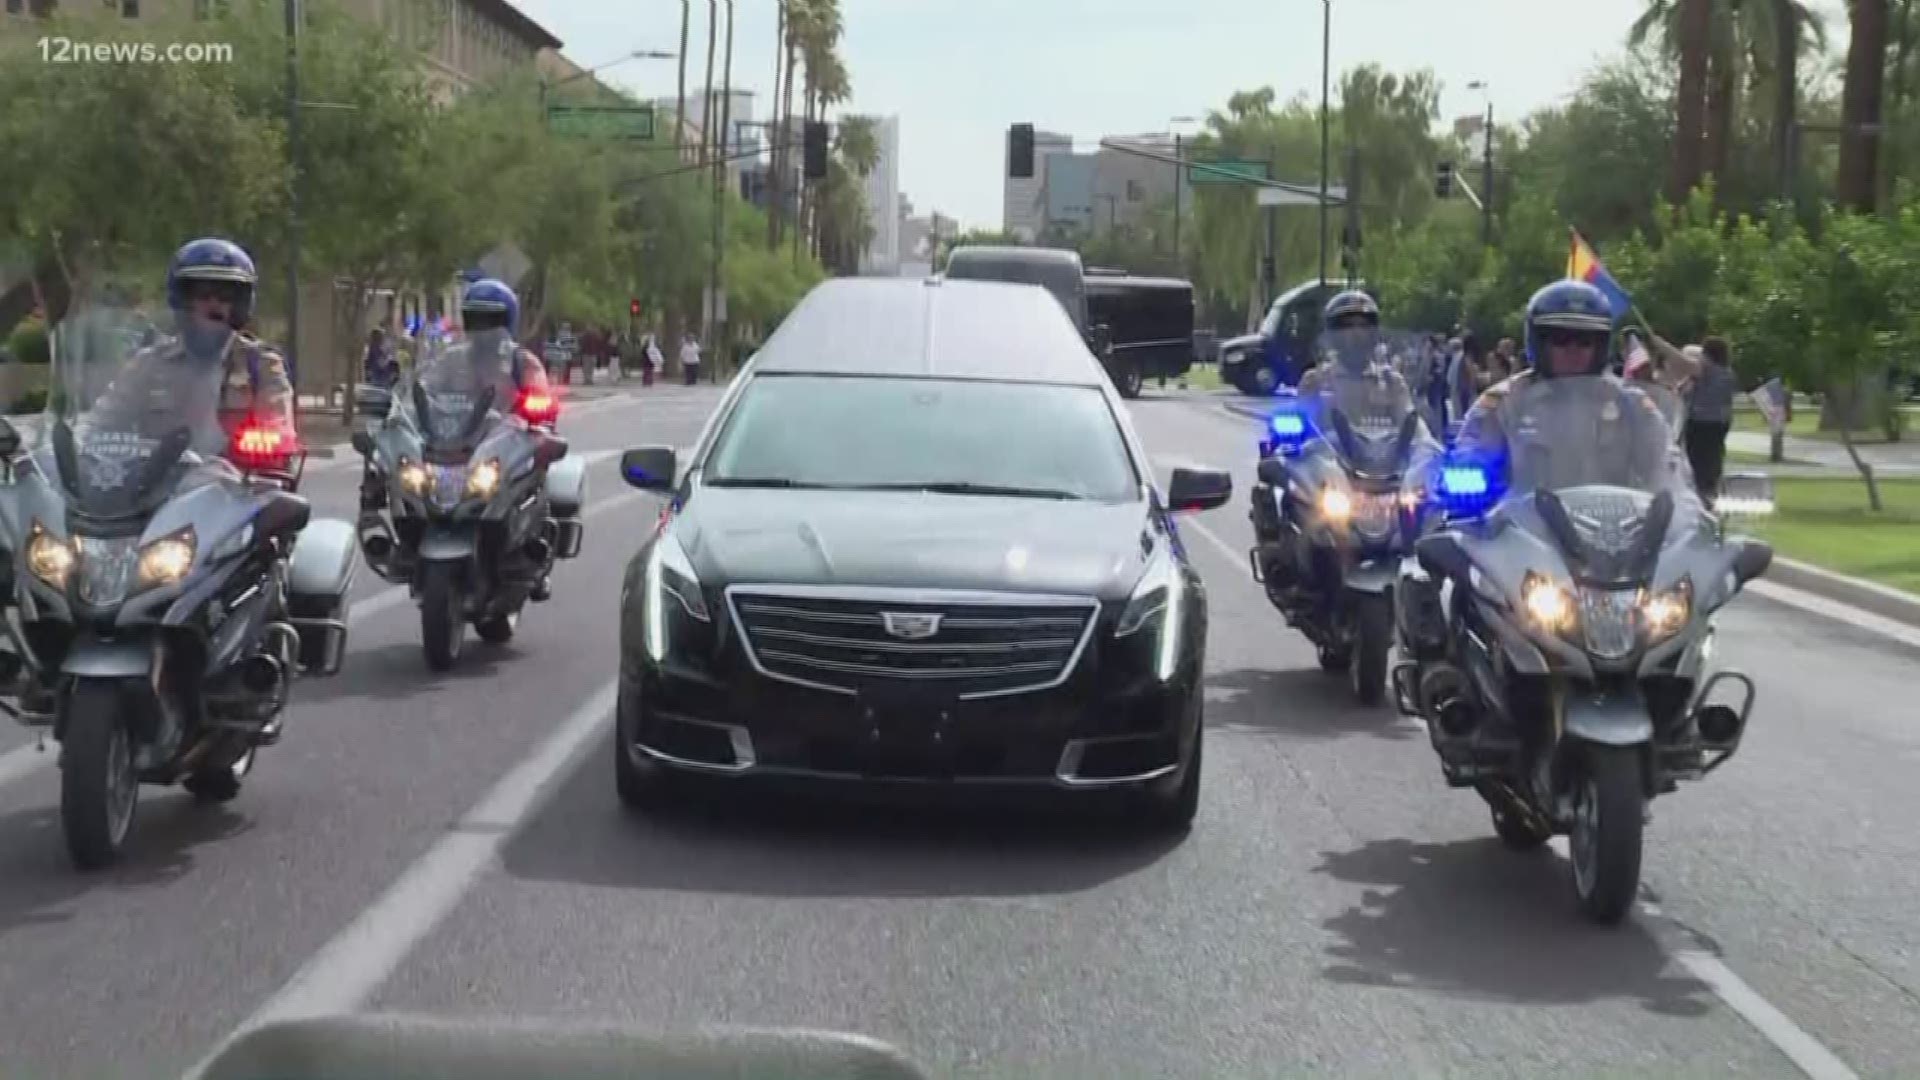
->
<box><xmin>518</xmin><ymin>390</ymin><xmax>560</xmax><ymax>425</ymax></box>
<box><xmin>230</xmin><ymin>418</ymin><xmax>300</xmax><ymax>470</ymax></box>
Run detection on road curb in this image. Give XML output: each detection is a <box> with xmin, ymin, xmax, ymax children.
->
<box><xmin>1763</xmin><ymin>556</ymin><xmax>1920</xmax><ymax>631</ymax></box>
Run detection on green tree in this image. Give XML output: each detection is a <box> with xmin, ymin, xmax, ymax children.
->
<box><xmin>0</xmin><ymin>8</ymin><xmax>282</xmax><ymax>333</ymax></box>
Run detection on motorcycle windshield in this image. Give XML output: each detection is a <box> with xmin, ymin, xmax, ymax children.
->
<box><xmin>1307</xmin><ymin>330</ymin><xmax>1425</xmax><ymax>479</ymax></box>
<box><xmin>397</xmin><ymin>329</ymin><xmax>516</xmax><ymax>459</ymax></box>
<box><xmin>46</xmin><ymin>302</ymin><xmax>221</xmax><ymax>522</ymax></box>
<box><xmin>1491</xmin><ymin>374</ymin><xmax>1688</xmax><ymax>585</ymax></box>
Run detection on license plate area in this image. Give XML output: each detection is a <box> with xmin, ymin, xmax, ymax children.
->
<box><xmin>856</xmin><ymin>684</ymin><xmax>957</xmax><ymax>775</ymax></box>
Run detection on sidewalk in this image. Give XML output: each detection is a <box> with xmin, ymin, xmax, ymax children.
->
<box><xmin>1727</xmin><ymin>430</ymin><xmax>1920</xmax><ymax>475</ymax></box>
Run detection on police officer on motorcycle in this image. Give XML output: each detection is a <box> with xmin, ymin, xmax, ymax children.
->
<box><xmin>1297</xmin><ymin>289</ymin><xmax>1382</xmax><ymax>398</ymax></box>
<box><xmin>1395</xmin><ymin>279</ymin><xmax>1696</xmax><ymax>659</ymax></box>
<box><xmin>447</xmin><ymin>278</ymin><xmax>552</xmax><ymax>408</ymax></box>
<box><xmin>87</xmin><ymin>238</ymin><xmax>294</xmax><ymax>457</ymax></box>
<box><xmin>1451</xmin><ymin>279</ymin><xmax>1683</xmax><ymax>488</ymax></box>
<box><xmin>1250</xmin><ymin>289</ymin><xmax>1413</xmax><ymax>592</ymax></box>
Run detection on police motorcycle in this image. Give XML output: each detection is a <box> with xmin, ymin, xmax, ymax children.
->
<box><xmin>0</xmin><ymin>301</ymin><xmax>355</xmax><ymax>869</ymax></box>
<box><xmin>351</xmin><ymin>328</ymin><xmax>586</xmax><ymax>671</ymax></box>
<box><xmin>1391</xmin><ymin>374</ymin><xmax>1775</xmax><ymax>923</ymax></box>
<box><xmin>1248</xmin><ymin>329</ymin><xmax>1433</xmax><ymax>705</ymax></box>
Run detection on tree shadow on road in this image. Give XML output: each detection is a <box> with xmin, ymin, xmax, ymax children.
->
<box><xmin>499</xmin><ymin>755</ymin><xmax>1187</xmax><ymax>900</ymax></box>
<box><xmin>1311</xmin><ymin>836</ymin><xmax>1715</xmax><ymax>1017</ymax></box>
<box><xmin>1205</xmin><ymin>666</ymin><xmax>1422</xmax><ymax>743</ymax></box>
<box><xmin>0</xmin><ymin>796</ymin><xmax>250</xmax><ymax>940</ymax></box>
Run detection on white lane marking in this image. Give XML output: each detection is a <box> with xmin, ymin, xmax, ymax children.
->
<box><xmin>187</xmin><ymin>680</ymin><xmax>619</xmax><ymax>1073</ymax></box>
<box><xmin>1546</xmin><ymin>837</ymin><xmax>1865</xmax><ymax>1080</ymax></box>
<box><xmin>0</xmin><ymin>451</ymin><xmax>661</xmax><ymax>793</ymax></box>
<box><xmin>1180</xmin><ymin>514</ymin><xmax>1250</xmax><ymax>572</ymax></box>
<box><xmin>1164</xmin><ymin>443</ymin><xmax>1864</xmax><ymax>1080</ymax></box>
<box><xmin>1747</xmin><ymin>579</ymin><xmax>1920</xmax><ymax>651</ymax></box>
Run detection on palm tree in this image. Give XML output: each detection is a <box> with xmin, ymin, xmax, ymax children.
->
<box><xmin>766</xmin><ymin>0</ymin><xmax>789</xmax><ymax>248</ymax></box>
<box><xmin>792</xmin><ymin>2</ymin><xmax>843</xmax><ymax>264</ymax></box>
<box><xmin>836</xmin><ymin>115</ymin><xmax>880</xmax><ymax>177</ymax></box>
<box><xmin>773</xmin><ymin>0</ymin><xmax>816</xmax><ymax>247</ymax></box>
<box><xmin>675</xmin><ymin>0</ymin><xmax>690</xmax><ymax>155</ymax></box>
<box><xmin>1632</xmin><ymin>0</ymin><xmax>1826</xmax><ymax>195</ymax></box>
<box><xmin>806</xmin><ymin>54</ymin><xmax>851</xmax><ymax>261</ymax></box>
<box><xmin>1838</xmin><ymin>0</ymin><xmax>1890</xmax><ymax>211</ymax></box>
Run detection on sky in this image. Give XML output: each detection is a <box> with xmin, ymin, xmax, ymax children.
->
<box><xmin>515</xmin><ymin>0</ymin><xmax>1852</xmax><ymax>231</ymax></box>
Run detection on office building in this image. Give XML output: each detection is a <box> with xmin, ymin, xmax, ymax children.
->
<box><xmin>859</xmin><ymin>115</ymin><xmax>902</xmax><ymax>275</ymax></box>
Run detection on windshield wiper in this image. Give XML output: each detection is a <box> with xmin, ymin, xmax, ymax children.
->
<box><xmin>705</xmin><ymin>476</ymin><xmax>837</xmax><ymax>489</ymax></box>
<box><xmin>859</xmin><ymin>481</ymin><xmax>1086</xmax><ymax>500</ymax></box>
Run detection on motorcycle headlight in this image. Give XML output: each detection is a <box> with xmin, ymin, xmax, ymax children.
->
<box><xmin>644</xmin><ymin>530</ymin><xmax>710</xmax><ymax>662</ymax></box>
<box><xmin>1521</xmin><ymin>572</ymin><xmax>1575</xmax><ymax>632</ymax></box>
<box><xmin>466</xmin><ymin>458</ymin><xmax>502</xmax><ymax>498</ymax></box>
<box><xmin>26</xmin><ymin>524</ymin><xmax>75</xmax><ymax>589</ymax></box>
<box><xmin>137</xmin><ymin>530</ymin><xmax>196</xmax><ymax>588</ymax></box>
<box><xmin>397</xmin><ymin>459</ymin><xmax>429</xmax><ymax>498</ymax></box>
<box><xmin>1641</xmin><ymin>578</ymin><xmax>1692</xmax><ymax>642</ymax></box>
<box><xmin>1115</xmin><ymin>551</ymin><xmax>1184</xmax><ymax>682</ymax></box>
<box><xmin>1318</xmin><ymin>487</ymin><xmax>1353</xmax><ymax>523</ymax></box>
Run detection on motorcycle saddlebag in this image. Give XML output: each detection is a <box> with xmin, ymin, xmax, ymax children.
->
<box><xmin>545</xmin><ymin>455</ymin><xmax>588</xmax><ymax>519</ymax></box>
<box><xmin>286</xmin><ymin>518</ymin><xmax>357</xmax><ymax>677</ymax></box>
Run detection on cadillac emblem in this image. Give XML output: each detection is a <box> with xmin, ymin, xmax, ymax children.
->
<box><xmin>881</xmin><ymin>611</ymin><xmax>942</xmax><ymax>640</ymax></box>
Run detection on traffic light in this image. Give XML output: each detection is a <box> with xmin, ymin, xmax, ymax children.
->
<box><xmin>803</xmin><ymin>120</ymin><xmax>830</xmax><ymax>180</ymax></box>
<box><xmin>629</xmin><ymin>298</ymin><xmax>641</xmax><ymax>318</ymax></box>
<box><xmin>1008</xmin><ymin>123</ymin><xmax>1035</xmax><ymax>179</ymax></box>
<box><xmin>1435</xmin><ymin>161</ymin><xmax>1455</xmax><ymax>198</ymax></box>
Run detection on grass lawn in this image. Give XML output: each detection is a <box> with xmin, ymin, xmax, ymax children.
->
<box><xmin>1180</xmin><ymin>361</ymin><xmax>1224</xmax><ymax>392</ymax></box>
<box><xmin>1737</xmin><ymin>475</ymin><xmax>1920</xmax><ymax>594</ymax></box>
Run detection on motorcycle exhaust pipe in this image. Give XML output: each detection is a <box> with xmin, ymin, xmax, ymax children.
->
<box><xmin>523</xmin><ymin>536</ymin><xmax>552</xmax><ymax>565</ymax></box>
<box><xmin>363</xmin><ymin>534</ymin><xmax>394</xmax><ymax>565</ymax></box>
<box><xmin>1696</xmin><ymin>703</ymin><xmax>1744</xmax><ymax>747</ymax></box>
<box><xmin>1434</xmin><ymin>697</ymin><xmax>1478</xmax><ymax>738</ymax></box>
<box><xmin>1418</xmin><ymin>664</ymin><xmax>1478</xmax><ymax>736</ymax></box>
<box><xmin>239</xmin><ymin>652</ymin><xmax>285</xmax><ymax>696</ymax></box>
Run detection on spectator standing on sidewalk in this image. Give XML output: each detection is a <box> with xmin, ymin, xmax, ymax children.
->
<box><xmin>679</xmin><ymin>331</ymin><xmax>702</xmax><ymax>386</ymax></box>
<box><xmin>642</xmin><ymin>330</ymin><xmax>663</xmax><ymax>386</ymax></box>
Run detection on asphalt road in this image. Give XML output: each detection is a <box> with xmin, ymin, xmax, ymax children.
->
<box><xmin>0</xmin><ymin>384</ymin><xmax>1915</xmax><ymax>1079</ymax></box>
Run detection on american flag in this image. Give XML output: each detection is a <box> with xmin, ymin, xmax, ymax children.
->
<box><xmin>1622</xmin><ymin>335</ymin><xmax>1653</xmax><ymax>379</ymax></box>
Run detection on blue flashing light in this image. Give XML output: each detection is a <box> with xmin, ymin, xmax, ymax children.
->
<box><xmin>624</xmin><ymin>463</ymin><xmax>655</xmax><ymax>485</ymax></box>
<box><xmin>1269</xmin><ymin>411</ymin><xmax>1306</xmax><ymax>438</ymax></box>
<box><xmin>1439</xmin><ymin>465</ymin><xmax>1488</xmax><ymax>497</ymax></box>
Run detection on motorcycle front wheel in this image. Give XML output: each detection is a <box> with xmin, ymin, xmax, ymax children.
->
<box><xmin>1568</xmin><ymin>743</ymin><xmax>1646</xmax><ymax>925</ymax></box>
<box><xmin>59</xmin><ymin>680</ymin><xmax>140</xmax><ymax>870</ymax></box>
<box><xmin>421</xmin><ymin>561</ymin><xmax>466</xmax><ymax>672</ymax></box>
<box><xmin>1349</xmin><ymin>593</ymin><xmax>1392</xmax><ymax>706</ymax></box>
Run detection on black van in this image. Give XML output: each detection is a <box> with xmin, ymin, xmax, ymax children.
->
<box><xmin>944</xmin><ymin>246</ymin><xmax>1194</xmax><ymax>398</ymax></box>
<box><xmin>1084</xmin><ymin>273</ymin><xmax>1196</xmax><ymax>395</ymax></box>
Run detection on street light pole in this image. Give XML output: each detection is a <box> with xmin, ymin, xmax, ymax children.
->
<box><xmin>1469</xmin><ymin>80</ymin><xmax>1493</xmax><ymax>245</ymax></box>
<box><xmin>284</xmin><ymin>0</ymin><xmax>302</xmax><ymax>381</ymax></box>
<box><xmin>1169</xmin><ymin>115</ymin><xmax>1197</xmax><ymax>266</ymax></box>
<box><xmin>1318</xmin><ymin>0</ymin><xmax>1331</xmax><ymax>284</ymax></box>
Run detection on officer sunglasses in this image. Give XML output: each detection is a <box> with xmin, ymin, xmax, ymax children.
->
<box><xmin>1540</xmin><ymin>328</ymin><xmax>1601</xmax><ymax>348</ymax></box>
<box><xmin>182</xmin><ymin>280</ymin><xmax>246</xmax><ymax>306</ymax></box>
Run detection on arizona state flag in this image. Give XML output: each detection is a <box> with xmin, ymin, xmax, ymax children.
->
<box><xmin>1567</xmin><ymin>229</ymin><xmax>1634</xmax><ymax>321</ymax></box>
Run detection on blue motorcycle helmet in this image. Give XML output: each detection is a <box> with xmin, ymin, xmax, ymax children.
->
<box><xmin>167</xmin><ymin>237</ymin><xmax>256</xmax><ymax>357</ymax></box>
<box><xmin>460</xmin><ymin>278</ymin><xmax>520</xmax><ymax>337</ymax></box>
<box><xmin>1523</xmin><ymin>280</ymin><xmax>1615</xmax><ymax>378</ymax></box>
